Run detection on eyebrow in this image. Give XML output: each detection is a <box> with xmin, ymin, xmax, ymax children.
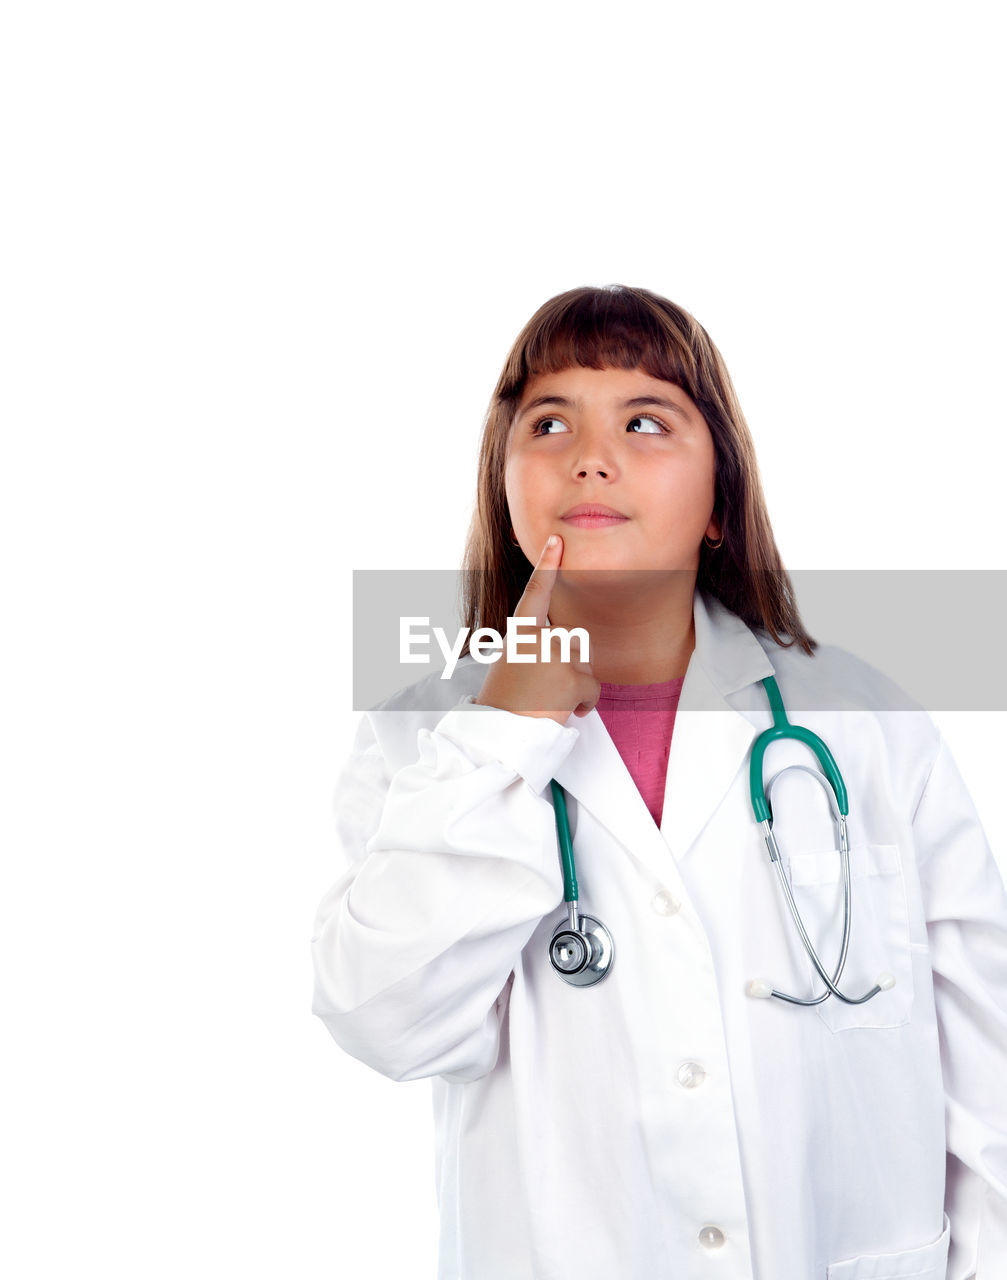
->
<box><xmin>516</xmin><ymin>393</ymin><xmax>690</xmax><ymax>420</ymax></box>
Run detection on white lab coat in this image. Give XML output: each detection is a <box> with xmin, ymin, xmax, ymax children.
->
<box><xmin>310</xmin><ymin>588</ymin><xmax>1007</xmax><ymax>1279</ymax></box>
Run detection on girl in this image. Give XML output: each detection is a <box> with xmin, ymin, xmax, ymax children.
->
<box><xmin>310</xmin><ymin>285</ymin><xmax>1007</xmax><ymax>1279</ymax></box>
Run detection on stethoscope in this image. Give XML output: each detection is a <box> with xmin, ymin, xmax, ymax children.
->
<box><xmin>547</xmin><ymin>674</ymin><xmax>897</xmax><ymax>1007</ymax></box>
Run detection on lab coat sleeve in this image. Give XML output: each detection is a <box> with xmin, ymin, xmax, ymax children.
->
<box><xmin>915</xmin><ymin>731</ymin><xmax>1007</xmax><ymax>1279</ymax></box>
<box><xmin>310</xmin><ymin>698</ymin><xmax>578</xmax><ymax>1085</ymax></box>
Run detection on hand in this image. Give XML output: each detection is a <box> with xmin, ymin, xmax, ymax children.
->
<box><xmin>473</xmin><ymin>535</ymin><xmax>599</xmax><ymax>725</ymax></box>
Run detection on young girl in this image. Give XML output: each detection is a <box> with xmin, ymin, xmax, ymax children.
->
<box><xmin>310</xmin><ymin>285</ymin><xmax>1007</xmax><ymax>1279</ymax></box>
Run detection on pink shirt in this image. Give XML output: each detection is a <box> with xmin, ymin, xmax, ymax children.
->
<box><xmin>595</xmin><ymin>676</ymin><xmax>685</xmax><ymax>828</ymax></box>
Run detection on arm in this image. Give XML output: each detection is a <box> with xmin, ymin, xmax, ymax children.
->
<box><xmin>915</xmin><ymin>732</ymin><xmax>1007</xmax><ymax>1278</ymax></box>
<box><xmin>310</xmin><ymin>698</ymin><xmax>577</xmax><ymax>1084</ymax></box>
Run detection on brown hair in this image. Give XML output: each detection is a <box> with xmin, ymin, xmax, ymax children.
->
<box><xmin>459</xmin><ymin>284</ymin><xmax>816</xmax><ymax>656</ymax></box>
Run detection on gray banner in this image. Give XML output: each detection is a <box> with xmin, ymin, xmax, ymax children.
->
<box><xmin>352</xmin><ymin>570</ymin><xmax>1007</xmax><ymax>712</ymax></box>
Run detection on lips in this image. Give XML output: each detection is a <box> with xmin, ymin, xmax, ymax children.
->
<box><xmin>560</xmin><ymin>503</ymin><xmax>630</xmax><ymax>530</ymax></box>
<box><xmin>560</xmin><ymin>504</ymin><xmax>628</xmax><ymax>519</ymax></box>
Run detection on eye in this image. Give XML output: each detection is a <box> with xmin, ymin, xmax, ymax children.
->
<box><xmin>530</xmin><ymin>416</ymin><xmax>570</xmax><ymax>436</ymax></box>
<box><xmin>529</xmin><ymin>413</ymin><xmax>669</xmax><ymax>437</ymax></box>
<box><xmin>627</xmin><ymin>414</ymin><xmax>667</xmax><ymax>435</ymax></box>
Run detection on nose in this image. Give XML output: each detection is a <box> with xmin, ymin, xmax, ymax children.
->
<box><xmin>572</xmin><ymin>432</ymin><xmax>617</xmax><ymax>481</ymax></box>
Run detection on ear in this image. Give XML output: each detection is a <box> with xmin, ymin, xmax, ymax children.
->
<box><xmin>705</xmin><ymin>516</ymin><xmax>721</xmax><ymax>541</ymax></box>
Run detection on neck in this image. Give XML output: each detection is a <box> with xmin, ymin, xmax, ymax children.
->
<box><xmin>546</xmin><ymin>573</ymin><xmax>698</xmax><ymax>684</ymax></box>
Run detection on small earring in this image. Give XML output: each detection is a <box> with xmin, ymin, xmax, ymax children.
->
<box><xmin>507</xmin><ymin>527</ymin><xmax>521</xmax><ymax>548</ymax></box>
<box><xmin>704</xmin><ymin>531</ymin><xmax>724</xmax><ymax>550</ymax></box>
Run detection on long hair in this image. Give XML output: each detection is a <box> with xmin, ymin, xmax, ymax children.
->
<box><xmin>459</xmin><ymin>284</ymin><xmax>816</xmax><ymax>656</ymax></box>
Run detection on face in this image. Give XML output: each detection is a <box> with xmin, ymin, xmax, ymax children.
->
<box><xmin>504</xmin><ymin>364</ymin><xmax>720</xmax><ymax>578</ymax></box>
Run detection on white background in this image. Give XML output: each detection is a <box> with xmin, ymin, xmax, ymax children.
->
<box><xmin>2</xmin><ymin>2</ymin><xmax>1004</xmax><ymax>1276</ymax></box>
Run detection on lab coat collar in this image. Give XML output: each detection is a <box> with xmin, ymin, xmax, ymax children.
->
<box><xmin>551</xmin><ymin>588</ymin><xmax>777</xmax><ymax>876</ymax></box>
<box><xmin>689</xmin><ymin>587</ymin><xmax>779</xmax><ymax>702</ymax></box>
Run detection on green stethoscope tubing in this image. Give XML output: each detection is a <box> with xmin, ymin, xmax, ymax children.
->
<box><xmin>550</xmin><ymin>778</ymin><xmax>578</xmax><ymax>903</ymax></box>
<box><xmin>548</xmin><ymin>675</ymin><xmax>895</xmax><ymax>1005</ymax></box>
<box><xmin>749</xmin><ymin>675</ymin><xmax>847</xmax><ymax>824</ymax></box>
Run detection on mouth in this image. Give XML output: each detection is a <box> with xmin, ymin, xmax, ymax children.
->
<box><xmin>560</xmin><ymin>503</ymin><xmax>629</xmax><ymax>529</ymax></box>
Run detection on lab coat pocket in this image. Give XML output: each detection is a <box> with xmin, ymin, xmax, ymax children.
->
<box><xmin>786</xmin><ymin>842</ymin><xmax>914</xmax><ymax>1032</ymax></box>
<box><xmin>826</xmin><ymin>1212</ymin><xmax>950</xmax><ymax>1278</ymax></box>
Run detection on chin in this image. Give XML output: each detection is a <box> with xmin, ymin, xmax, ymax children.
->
<box><xmin>566</xmin><ymin>562</ymin><xmax>694</xmax><ymax>590</ymax></box>
<box><xmin>562</xmin><ymin>562</ymin><xmax>658</xmax><ymax>588</ymax></box>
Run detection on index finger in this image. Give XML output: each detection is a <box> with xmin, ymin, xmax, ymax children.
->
<box><xmin>512</xmin><ymin>534</ymin><xmax>563</xmax><ymax>628</ymax></box>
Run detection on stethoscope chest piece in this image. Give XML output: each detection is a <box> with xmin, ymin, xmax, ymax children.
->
<box><xmin>549</xmin><ymin>914</ymin><xmax>615</xmax><ymax>986</ymax></box>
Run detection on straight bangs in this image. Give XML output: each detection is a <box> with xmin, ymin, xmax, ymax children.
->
<box><xmin>494</xmin><ymin>286</ymin><xmax>700</xmax><ymax>409</ymax></box>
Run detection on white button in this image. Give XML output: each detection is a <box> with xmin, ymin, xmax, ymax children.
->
<box><xmin>677</xmin><ymin>1061</ymin><xmax>707</xmax><ymax>1089</ymax></box>
<box><xmin>698</xmin><ymin>1225</ymin><xmax>726</xmax><ymax>1249</ymax></box>
<box><xmin>651</xmin><ymin>890</ymin><xmax>680</xmax><ymax>916</ymax></box>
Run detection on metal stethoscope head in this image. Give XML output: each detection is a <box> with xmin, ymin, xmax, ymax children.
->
<box><xmin>546</xmin><ymin>675</ymin><xmax>894</xmax><ymax>1007</ymax></box>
